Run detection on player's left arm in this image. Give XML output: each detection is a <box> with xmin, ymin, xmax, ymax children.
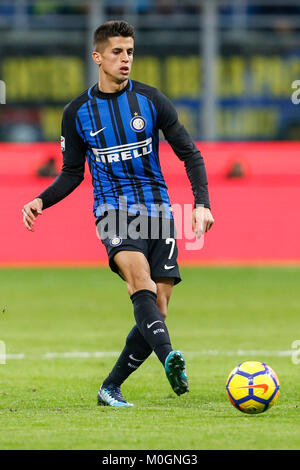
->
<box><xmin>164</xmin><ymin>121</ymin><xmax>214</xmax><ymax>238</ymax></box>
<box><xmin>154</xmin><ymin>90</ymin><xmax>214</xmax><ymax>238</ymax></box>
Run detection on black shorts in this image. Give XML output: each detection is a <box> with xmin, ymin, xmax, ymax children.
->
<box><xmin>96</xmin><ymin>210</ymin><xmax>181</xmax><ymax>285</ymax></box>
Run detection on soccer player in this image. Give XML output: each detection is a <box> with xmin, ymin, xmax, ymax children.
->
<box><xmin>22</xmin><ymin>20</ymin><xmax>214</xmax><ymax>407</ymax></box>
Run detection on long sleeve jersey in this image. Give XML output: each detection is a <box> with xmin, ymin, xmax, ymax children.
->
<box><xmin>37</xmin><ymin>79</ymin><xmax>210</xmax><ymax>219</ymax></box>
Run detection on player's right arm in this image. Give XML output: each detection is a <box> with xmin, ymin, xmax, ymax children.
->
<box><xmin>22</xmin><ymin>102</ymin><xmax>87</xmax><ymax>232</ymax></box>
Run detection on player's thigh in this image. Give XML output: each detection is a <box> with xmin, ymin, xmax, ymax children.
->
<box><xmin>154</xmin><ymin>277</ymin><xmax>174</xmax><ymax>319</ymax></box>
<box><xmin>114</xmin><ymin>250</ymin><xmax>156</xmax><ymax>296</ymax></box>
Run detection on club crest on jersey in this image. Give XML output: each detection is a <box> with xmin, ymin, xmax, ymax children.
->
<box><xmin>110</xmin><ymin>237</ymin><xmax>123</xmax><ymax>247</ymax></box>
<box><xmin>130</xmin><ymin>115</ymin><xmax>146</xmax><ymax>133</ymax></box>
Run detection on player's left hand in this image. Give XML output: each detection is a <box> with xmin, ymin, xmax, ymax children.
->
<box><xmin>192</xmin><ymin>206</ymin><xmax>214</xmax><ymax>238</ymax></box>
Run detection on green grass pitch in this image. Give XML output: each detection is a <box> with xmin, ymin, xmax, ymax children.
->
<box><xmin>0</xmin><ymin>266</ymin><xmax>300</xmax><ymax>450</ymax></box>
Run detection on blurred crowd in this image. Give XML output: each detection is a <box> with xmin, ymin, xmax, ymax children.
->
<box><xmin>0</xmin><ymin>0</ymin><xmax>300</xmax><ymax>25</ymax></box>
<box><xmin>1</xmin><ymin>0</ymin><xmax>299</xmax><ymax>143</ymax></box>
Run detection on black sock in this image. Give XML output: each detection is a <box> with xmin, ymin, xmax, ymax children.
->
<box><xmin>130</xmin><ymin>289</ymin><xmax>172</xmax><ymax>365</ymax></box>
<box><xmin>102</xmin><ymin>324</ymin><xmax>152</xmax><ymax>387</ymax></box>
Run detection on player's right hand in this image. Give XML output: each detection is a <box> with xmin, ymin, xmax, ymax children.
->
<box><xmin>22</xmin><ymin>198</ymin><xmax>43</xmax><ymax>232</ymax></box>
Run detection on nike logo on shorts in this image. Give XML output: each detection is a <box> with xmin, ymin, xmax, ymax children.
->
<box><xmin>164</xmin><ymin>265</ymin><xmax>175</xmax><ymax>270</ymax></box>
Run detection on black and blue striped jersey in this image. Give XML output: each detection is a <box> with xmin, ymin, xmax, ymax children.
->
<box><xmin>38</xmin><ymin>79</ymin><xmax>210</xmax><ymax>218</ymax></box>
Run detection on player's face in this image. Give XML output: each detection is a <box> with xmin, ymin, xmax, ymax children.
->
<box><xmin>95</xmin><ymin>36</ymin><xmax>134</xmax><ymax>84</ymax></box>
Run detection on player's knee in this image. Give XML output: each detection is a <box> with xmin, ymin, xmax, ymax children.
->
<box><xmin>126</xmin><ymin>270</ymin><xmax>156</xmax><ymax>296</ymax></box>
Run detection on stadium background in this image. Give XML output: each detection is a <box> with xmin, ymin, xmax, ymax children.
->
<box><xmin>1</xmin><ymin>0</ymin><xmax>299</xmax><ymax>265</ymax></box>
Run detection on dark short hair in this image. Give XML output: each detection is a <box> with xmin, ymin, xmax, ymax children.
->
<box><xmin>93</xmin><ymin>20</ymin><xmax>135</xmax><ymax>50</ymax></box>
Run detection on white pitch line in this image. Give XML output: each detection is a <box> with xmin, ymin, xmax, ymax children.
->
<box><xmin>5</xmin><ymin>353</ymin><xmax>25</xmax><ymax>360</ymax></box>
<box><xmin>2</xmin><ymin>350</ymin><xmax>294</xmax><ymax>361</ymax></box>
<box><xmin>44</xmin><ymin>351</ymin><xmax>120</xmax><ymax>359</ymax></box>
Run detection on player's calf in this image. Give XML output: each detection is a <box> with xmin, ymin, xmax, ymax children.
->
<box><xmin>131</xmin><ymin>289</ymin><xmax>172</xmax><ymax>365</ymax></box>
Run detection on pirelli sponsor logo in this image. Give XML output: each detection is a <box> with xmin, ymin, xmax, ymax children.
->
<box><xmin>92</xmin><ymin>137</ymin><xmax>152</xmax><ymax>164</ymax></box>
